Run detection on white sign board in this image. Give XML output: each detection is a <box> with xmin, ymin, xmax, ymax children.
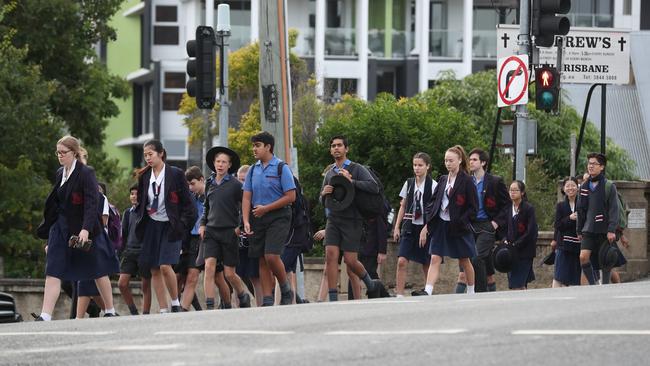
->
<box><xmin>497</xmin><ymin>25</ymin><xmax>630</xmax><ymax>84</ymax></box>
<box><xmin>627</xmin><ymin>208</ymin><xmax>646</xmax><ymax>229</ymax></box>
<box><xmin>497</xmin><ymin>54</ymin><xmax>529</xmax><ymax>108</ymax></box>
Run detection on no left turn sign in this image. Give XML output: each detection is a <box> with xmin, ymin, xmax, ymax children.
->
<box><xmin>497</xmin><ymin>55</ymin><xmax>529</xmax><ymax>108</ymax></box>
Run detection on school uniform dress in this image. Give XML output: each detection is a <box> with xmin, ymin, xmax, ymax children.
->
<box><xmin>553</xmin><ymin>199</ymin><xmax>581</xmax><ymax>286</ymax></box>
<box><xmin>425</xmin><ymin>171</ymin><xmax>478</xmax><ymax>259</ymax></box>
<box><xmin>37</xmin><ymin>160</ymin><xmax>119</xmax><ymax>281</ymax></box>
<box><xmin>397</xmin><ymin>176</ymin><xmax>437</xmax><ymax>264</ymax></box>
<box><xmin>506</xmin><ymin>201</ymin><xmax>538</xmax><ymax>289</ymax></box>
<box><xmin>136</xmin><ymin>164</ymin><xmax>197</xmax><ymax>269</ymax></box>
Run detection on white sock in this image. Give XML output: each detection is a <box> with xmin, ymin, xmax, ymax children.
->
<box><xmin>159</xmin><ymin>308</ymin><xmax>169</xmax><ymax>314</ymax></box>
<box><xmin>396</xmin><ymin>294</ymin><xmax>404</xmax><ymax>298</ymax></box>
<box><xmin>104</xmin><ymin>308</ymin><xmax>115</xmax><ymax>315</ymax></box>
<box><xmin>466</xmin><ymin>285</ymin><xmax>475</xmax><ymax>294</ymax></box>
<box><xmin>171</xmin><ymin>298</ymin><xmax>180</xmax><ymax>306</ymax></box>
<box><xmin>40</xmin><ymin>312</ymin><xmax>52</xmax><ymax>321</ymax></box>
<box><xmin>424</xmin><ymin>284</ymin><xmax>434</xmax><ymax>295</ymax></box>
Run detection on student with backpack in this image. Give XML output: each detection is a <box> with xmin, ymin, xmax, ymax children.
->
<box><xmin>392</xmin><ymin>152</ymin><xmax>437</xmax><ymax>297</ymax></box>
<box><xmin>320</xmin><ymin>135</ymin><xmax>386</xmax><ymax>301</ymax></box>
<box><xmin>242</xmin><ymin>132</ymin><xmax>296</xmax><ymax>306</ymax></box>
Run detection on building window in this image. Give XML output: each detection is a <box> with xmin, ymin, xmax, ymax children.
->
<box><xmin>213</xmin><ymin>1</ymin><xmax>251</xmax><ymax>51</ymax></box>
<box><xmin>165</xmin><ymin>72</ymin><xmax>186</xmax><ymax>89</ymax></box>
<box><xmin>570</xmin><ymin>0</ymin><xmax>614</xmax><ymax>27</ymax></box>
<box><xmin>325</xmin><ymin>0</ymin><xmax>357</xmax><ymax>57</ymax></box>
<box><xmin>623</xmin><ymin>0</ymin><xmax>631</xmax><ymax>15</ymax></box>
<box><xmin>162</xmin><ymin>72</ymin><xmax>185</xmax><ymax>111</ymax></box>
<box><xmin>154</xmin><ymin>5</ymin><xmax>179</xmax><ymax>45</ymax></box>
<box><xmin>324</xmin><ymin>78</ymin><xmax>357</xmax><ymax>103</ymax></box>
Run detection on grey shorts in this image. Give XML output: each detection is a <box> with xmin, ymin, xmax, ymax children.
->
<box><xmin>470</xmin><ymin>220</ymin><xmax>497</xmax><ymax>258</ymax></box>
<box><xmin>204</xmin><ymin>228</ymin><xmax>239</xmax><ymax>267</ymax></box>
<box><xmin>249</xmin><ymin>206</ymin><xmax>291</xmax><ymax>258</ymax></box>
<box><xmin>325</xmin><ymin>215</ymin><xmax>363</xmax><ymax>253</ymax></box>
<box><xmin>581</xmin><ymin>232</ymin><xmax>608</xmax><ymax>252</ymax></box>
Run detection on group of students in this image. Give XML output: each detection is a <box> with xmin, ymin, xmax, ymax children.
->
<box><xmin>34</xmin><ymin>133</ymin><xmax>626</xmax><ymax>320</ymax></box>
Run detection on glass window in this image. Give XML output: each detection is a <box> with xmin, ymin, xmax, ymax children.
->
<box><xmin>154</xmin><ymin>26</ymin><xmax>179</xmax><ymax>45</ymax></box>
<box><xmin>156</xmin><ymin>6</ymin><xmax>177</xmax><ymax>22</ymax></box>
<box><xmin>325</xmin><ymin>0</ymin><xmax>357</xmax><ymax>57</ymax></box>
<box><xmin>162</xmin><ymin>92</ymin><xmax>183</xmax><ymax>111</ymax></box>
<box><xmin>165</xmin><ymin>72</ymin><xmax>186</xmax><ymax>89</ymax></box>
<box><xmin>623</xmin><ymin>0</ymin><xmax>631</xmax><ymax>15</ymax></box>
<box><xmin>324</xmin><ymin>78</ymin><xmax>357</xmax><ymax>103</ymax></box>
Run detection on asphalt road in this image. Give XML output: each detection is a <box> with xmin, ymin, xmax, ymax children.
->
<box><xmin>1</xmin><ymin>281</ymin><xmax>649</xmax><ymax>365</ymax></box>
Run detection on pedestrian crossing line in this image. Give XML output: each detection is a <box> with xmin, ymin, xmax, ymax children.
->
<box><xmin>325</xmin><ymin>329</ymin><xmax>467</xmax><ymax>336</ymax></box>
<box><xmin>456</xmin><ymin>297</ymin><xmax>575</xmax><ymax>303</ymax></box>
<box><xmin>613</xmin><ymin>295</ymin><xmax>650</xmax><ymax>299</ymax></box>
<box><xmin>0</xmin><ymin>331</ymin><xmax>115</xmax><ymax>336</ymax></box>
<box><xmin>110</xmin><ymin>344</ymin><xmax>183</xmax><ymax>351</ymax></box>
<box><xmin>512</xmin><ymin>330</ymin><xmax>650</xmax><ymax>335</ymax></box>
<box><xmin>155</xmin><ymin>330</ymin><xmax>294</xmax><ymax>335</ymax></box>
<box><xmin>331</xmin><ymin>300</ymin><xmax>422</xmax><ymax>305</ymax></box>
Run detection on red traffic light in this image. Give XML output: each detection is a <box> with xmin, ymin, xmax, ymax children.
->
<box><xmin>539</xmin><ymin>70</ymin><xmax>554</xmax><ymax>89</ymax></box>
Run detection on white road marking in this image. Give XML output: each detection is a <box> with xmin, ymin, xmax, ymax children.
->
<box><xmin>0</xmin><ymin>343</ymin><xmax>183</xmax><ymax>355</ymax></box>
<box><xmin>457</xmin><ymin>297</ymin><xmax>575</xmax><ymax>303</ymax></box>
<box><xmin>331</xmin><ymin>300</ymin><xmax>421</xmax><ymax>305</ymax></box>
<box><xmin>613</xmin><ymin>295</ymin><xmax>650</xmax><ymax>299</ymax></box>
<box><xmin>0</xmin><ymin>331</ymin><xmax>115</xmax><ymax>336</ymax></box>
<box><xmin>110</xmin><ymin>344</ymin><xmax>183</xmax><ymax>351</ymax></box>
<box><xmin>155</xmin><ymin>330</ymin><xmax>294</xmax><ymax>335</ymax></box>
<box><xmin>513</xmin><ymin>330</ymin><xmax>650</xmax><ymax>335</ymax></box>
<box><xmin>325</xmin><ymin>329</ymin><xmax>467</xmax><ymax>335</ymax></box>
<box><xmin>254</xmin><ymin>349</ymin><xmax>281</xmax><ymax>354</ymax></box>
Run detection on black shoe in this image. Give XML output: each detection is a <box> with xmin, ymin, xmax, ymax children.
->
<box><xmin>238</xmin><ymin>293</ymin><xmax>251</xmax><ymax>308</ymax></box>
<box><xmin>171</xmin><ymin>305</ymin><xmax>181</xmax><ymax>313</ymax></box>
<box><xmin>219</xmin><ymin>301</ymin><xmax>232</xmax><ymax>309</ymax></box>
<box><xmin>296</xmin><ymin>296</ymin><xmax>309</xmax><ymax>304</ymax></box>
<box><xmin>411</xmin><ymin>289</ymin><xmax>429</xmax><ymax>296</ymax></box>
<box><xmin>366</xmin><ymin>279</ymin><xmax>384</xmax><ymax>299</ymax></box>
<box><xmin>280</xmin><ymin>289</ymin><xmax>294</xmax><ymax>305</ymax></box>
<box><xmin>103</xmin><ymin>313</ymin><xmax>119</xmax><ymax>317</ymax></box>
<box><xmin>31</xmin><ymin>312</ymin><xmax>45</xmax><ymax>321</ymax></box>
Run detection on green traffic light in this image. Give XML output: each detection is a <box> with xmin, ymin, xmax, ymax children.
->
<box><xmin>540</xmin><ymin>90</ymin><xmax>555</xmax><ymax>109</ymax></box>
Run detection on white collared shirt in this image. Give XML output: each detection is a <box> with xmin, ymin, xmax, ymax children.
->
<box><xmin>147</xmin><ymin>164</ymin><xmax>169</xmax><ymax>222</ymax></box>
<box><xmin>60</xmin><ymin>159</ymin><xmax>78</xmax><ymax>187</ymax></box>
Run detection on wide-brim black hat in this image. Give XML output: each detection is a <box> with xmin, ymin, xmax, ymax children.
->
<box><xmin>541</xmin><ymin>251</ymin><xmax>556</xmax><ymax>266</ymax></box>
<box><xmin>206</xmin><ymin>146</ymin><xmax>240</xmax><ymax>175</ymax></box>
<box><xmin>492</xmin><ymin>242</ymin><xmax>514</xmax><ymax>273</ymax></box>
<box><xmin>599</xmin><ymin>242</ymin><xmax>620</xmax><ymax>271</ymax></box>
<box><xmin>325</xmin><ymin>175</ymin><xmax>355</xmax><ymax>212</ymax></box>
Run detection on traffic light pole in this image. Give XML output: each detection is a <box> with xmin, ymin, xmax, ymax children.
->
<box><xmin>514</xmin><ymin>0</ymin><xmax>531</xmax><ymax>182</ymax></box>
<box><xmin>217</xmin><ymin>30</ymin><xmax>230</xmax><ymax>148</ymax></box>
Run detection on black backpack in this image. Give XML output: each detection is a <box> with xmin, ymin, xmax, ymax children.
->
<box><xmin>352</xmin><ymin>163</ymin><xmax>391</xmax><ymax>222</ymax></box>
<box><xmin>250</xmin><ymin>162</ymin><xmax>314</xmax><ymax>252</ymax></box>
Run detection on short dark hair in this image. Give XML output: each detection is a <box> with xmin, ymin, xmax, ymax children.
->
<box><xmin>587</xmin><ymin>152</ymin><xmax>607</xmax><ymax>166</ymax></box>
<box><xmin>98</xmin><ymin>182</ymin><xmax>107</xmax><ymax>196</ymax></box>
<box><xmin>185</xmin><ymin>166</ymin><xmax>203</xmax><ymax>182</ymax></box>
<box><xmin>251</xmin><ymin>131</ymin><xmax>275</xmax><ymax>153</ymax></box>
<box><xmin>469</xmin><ymin>148</ymin><xmax>489</xmax><ymax>165</ymax></box>
<box><xmin>129</xmin><ymin>184</ymin><xmax>138</xmax><ymax>192</ymax></box>
<box><xmin>329</xmin><ymin>135</ymin><xmax>348</xmax><ymax>147</ymax></box>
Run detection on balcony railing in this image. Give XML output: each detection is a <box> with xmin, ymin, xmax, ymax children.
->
<box><xmin>473</xmin><ymin>29</ymin><xmax>497</xmax><ymax>58</ymax></box>
<box><xmin>292</xmin><ymin>27</ymin><xmax>315</xmax><ymax>56</ymax></box>
<box><xmin>325</xmin><ymin>27</ymin><xmax>356</xmax><ymax>57</ymax></box>
<box><xmin>429</xmin><ymin>29</ymin><xmax>464</xmax><ymax>58</ymax></box>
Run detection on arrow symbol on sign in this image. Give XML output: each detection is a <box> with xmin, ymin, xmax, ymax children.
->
<box><xmin>505</xmin><ymin>67</ymin><xmax>524</xmax><ymax>99</ymax></box>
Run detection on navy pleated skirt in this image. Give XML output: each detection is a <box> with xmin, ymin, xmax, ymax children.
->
<box><xmin>507</xmin><ymin>258</ymin><xmax>535</xmax><ymax>289</ymax></box>
<box><xmin>139</xmin><ymin>217</ymin><xmax>182</xmax><ymax>269</ymax></box>
<box><xmin>428</xmin><ymin>219</ymin><xmax>477</xmax><ymax>259</ymax></box>
<box><xmin>46</xmin><ymin>215</ymin><xmax>119</xmax><ymax>281</ymax></box>
<box><xmin>554</xmin><ymin>249</ymin><xmax>581</xmax><ymax>286</ymax></box>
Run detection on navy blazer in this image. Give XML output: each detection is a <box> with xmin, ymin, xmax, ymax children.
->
<box><xmin>37</xmin><ymin>162</ymin><xmax>101</xmax><ymax>240</ymax></box>
<box><xmin>480</xmin><ymin>173</ymin><xmax>511</xmax><ymax>238</ymax></box>
<box><xmin>135</xmin><ymin>165</ymin><xmax>197</xmax><ymax>242</ymax></box>
<box><xmin>506</xmin><ymin>201</ymin><xmax>538</xmax><ymax>259</ymax></box>
<box><xmin>425</xmin><ymin>171</ymin><xmax>478</xmax><ymax>236</ymax></box>
<box><xmin>553</xmin><ymin>199</ymin><xmax>580</xmax><ymax>253</ymax></box>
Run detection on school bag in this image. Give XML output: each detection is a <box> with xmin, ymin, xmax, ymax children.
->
<box><xmin>351</xmin><ymin>163</ymin><xmax>392</xmax><ymax>221</ymax></box>
<box><xmin>250</xmin><ymin>162</ymin><xmax>314</xmax><ymax>252</ymax></box>
<box><xmin>605</xmin><ymin>180</ymin><xmax>629</xmax><ymax>230</ymax></box>
<box><xmin>107</xmin><ymin>204</ymin><xmax>123</xmax><ymax>251</ymax></box>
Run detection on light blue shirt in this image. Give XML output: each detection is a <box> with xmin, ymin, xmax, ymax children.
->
<box><xmin>473</xmin><ymin>176</ymin><xmax>488</xmax><ymax>220</ymax></box>
<box><xmin>191</xmin><ymin>194</ymin><xmax>204</xmax><ymax>235</ymax></box>
<box><xmin>243</xmin><ymin>156</ymin><xmax>296</xmax><ymax>206</ymax></box>
<box><xmin>332</xmin><ymin>159</ymin><xmax>351</xmax><ymax>174</ymax></box>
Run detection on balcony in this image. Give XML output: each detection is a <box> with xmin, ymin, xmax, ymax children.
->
<box><xmin>368</xmin><ymin>29</ymin><xmax>413</xmax><ymax>58</ymax></box>
<box><xmin>472</xmin><ymin>29</ymin><xmax>497</xmax><ymax>59</ymax></box>
<box><xmin>429</xmin><ymin>29</ymin><xmax>464</xmax><ymax>59</ymax></box>
<box><xmin>292</xmin><ymin>27</ymin><xmax>315</xmax><ymax>56</ymax></box>
<box><xmin>228</xmin><ymin>25</ymin><xmax>252</xmax><ymax>52</ymax></box>
<box><xmin>325</xmin><ymin>27</ymin><xmax>356</xmax><ymax>57</ymax></box>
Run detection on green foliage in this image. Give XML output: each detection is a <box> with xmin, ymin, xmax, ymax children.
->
<box><xmin>228</xmin><ymin>100</ymin><xmax>262</xmax><ymax>167</ymax></box>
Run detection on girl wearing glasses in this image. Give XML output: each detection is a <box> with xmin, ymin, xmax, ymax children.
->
<box><xmin>135</xmin><ymin>140</ymin><xmax>197</xmax><ymax>313</ymax></box>
<box><xmin>35</xmin><ymin>136</ymin><xmax>119</xmax><ymax>321</ymax></box>
<box><xmin>505</xmin><ymin>180</ymin><xmax>538</xmax><ymax>290</ymax></box>
<box><xmin>392</xmin><ymin>152</ymin><xmax>437</xmax><ymax>297</ymax></box>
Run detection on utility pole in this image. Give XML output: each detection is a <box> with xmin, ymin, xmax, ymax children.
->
<box><xmin>258</xmin><ymin>0</ymin><xmax>293</xmax><ymax>164</ymax></box>
<box><xmin>514</xmin><ymin>0</ymin><xmax>531</xmax><ymax>182</ymax></box>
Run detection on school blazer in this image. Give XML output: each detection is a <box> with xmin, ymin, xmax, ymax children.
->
<box><xmin>135</xmin><ymin>165</ymin><xmax>197</xmax><ymax>242</ymax></box>
<box><xmin>424</xmin><ymin>171</ymin><xmax>478</xmax><ymax>236</ymax></box>
<box><xmin>553</xmin><ymin>199</ymin><xmax>580</xmax><ymax>253</ymax></box>
<box><xmin>481</xmin><ymin>173</ymin><xmax>511</xmax><ymax>238</ymax></box>
<box><xmin>37</xmin><ymin>162</ymin><xmax>101</xmax><ymax>240</ymax></box>
<box><xmin>506</xmin><ymin>201</ymin><xmax>538</xmax><ymax>259</ymax></box>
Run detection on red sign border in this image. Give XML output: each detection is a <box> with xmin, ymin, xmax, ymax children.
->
<box><xmin>498</xmin><ymin>56</ymin><xmax>529</xmax><ymax>106</ymax></box>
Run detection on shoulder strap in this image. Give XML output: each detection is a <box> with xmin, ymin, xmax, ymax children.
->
<box><xmin>277</xmin><ymin>161</ymin><xmax>284</xmax><ymax>176</ymax></box>
<box><xmin>406</xmin><ymin>178</ymin><xmax>415</xmax><ymax>211</ymax></box>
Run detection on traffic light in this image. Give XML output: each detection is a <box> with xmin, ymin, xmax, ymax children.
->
<box><xmin>186</xmin><ymin>26</ymin><xmax>216</xmax><ymax>109</ymax></box>
<box><xmin>532</xmin><ymin>0</ymin><xmax>571</xmax><ymax>47</ymax></box>
<box><xmin>535</xmin><ymin>65</ymin><xmax>560</xmax><ymax>112</ymax></box>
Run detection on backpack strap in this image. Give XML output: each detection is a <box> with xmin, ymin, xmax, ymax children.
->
<box><xmin>406</xmin><ymin>178</ymin><xmax>415</xmax><ymax>213</ymax></box>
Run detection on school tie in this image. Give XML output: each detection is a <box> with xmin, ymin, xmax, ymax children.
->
<box><xmin>414</xmin><ymin>190</ymin><xmax>422</xmax><ymax>220</ymax></box>
<box><xmin>149</xmin><ymin>181</ymin><xmax>161</xmax><ymax>215</ymax></box>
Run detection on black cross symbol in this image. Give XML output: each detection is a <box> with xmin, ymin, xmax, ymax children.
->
<box><xmin>501</xmin><ymin>33</ymin><xmax>510</xmax><ymax>49</ymax></box>
<box><xmin>618</xmin><ymin>37</ymin><xmax>627</xmax><ymax>52</ymax></box>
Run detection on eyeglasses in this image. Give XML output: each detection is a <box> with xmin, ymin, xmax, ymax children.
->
<box><xmin>55</xmin><ymin>150</ymin><xmax>71</xmax><ymax>157</ymax></box>
<box><xmin>509</xmin><ymin>189</ymin><xmax>521</xmax><ymax>192</ymax></box>
<box><xmin>587</xmin><ymin>162</ymin><xmax>602</xmax><ymax>167</ymax></box>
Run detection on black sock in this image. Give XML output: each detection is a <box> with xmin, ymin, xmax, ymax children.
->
<box><xmin>601</xmin><ymin>270</ymin><xmax>611</xmax><ymax>285</ymax></box>
<box><xmin>455</xmin><ymin>282</ymin><xmax>467</xmax><ymax>294</ymax></box>
<box><xmin>487</xmin><ymin>283</ymin><xmax>497</xmax><ymax>292</ymax></box>
<box><xmin>328</xmin><ymin>289</ymin><xmax>338</xmax><ymax>302</ymax></box>
<box><xmin>262</xmin><ymin>296</ymin><xmax>274</xmax><ymax>306</ymax></box>
<box><xmin>206</xmin><ymin>297</ymin><xmax>215</xmax><ymax>310</ymax></box>
<box><xmin>128</xmin><ymin>304</ymin><xmax>138</xmax><ymax>315</ymax></box>
<box><xmin>192</xmin><ymin>294</ymin><xmax>202</xmax><ymax>311</ymax></box>
<box><xmin>582</xmin><ymin>263</ymin><xmax>596</xmax><ymax>285</ymax></box>
<box><xmin>361</xmin><ymin>272</ymin><xmax>375</xmax><ymax>291</ymax></box>
<box><xmin>280</xmin><ymin>281</ymin><xmax>292</xmax><ymax>294</ymax></box>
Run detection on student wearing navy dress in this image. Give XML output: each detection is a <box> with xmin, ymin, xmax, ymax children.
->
<box><xmin>552</xmin><ymin>177</ymin><xmax>582</xmax><ymax>287</ymax></box>
<box><xmin>392</xmin><ymin>152</ymin><xmax>437</xmax><ymax>297</ymax></box>
<box><xmin>35</xmin><ymin>136</ymin><xmax>119</xmax><ymax>321</ymax></box>
<box><xmin>135</xmin><ymin>140</ymin><xmax>197</xmax><ymax>313</ymax></box>
<box><xmin>419</xmin><ymin>145</ymin><xmax>478</xmax><ymax>295</ymax></box>
<box><xmin>505</xmin><ymin>180</ymin><xmax>538</xmax><ymax>290</ymax></box>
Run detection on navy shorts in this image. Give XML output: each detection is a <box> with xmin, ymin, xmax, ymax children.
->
<box><xmin>281</xmin><ymin>247</ymin><xmax>303</xmax><ymax>273</ymax></box>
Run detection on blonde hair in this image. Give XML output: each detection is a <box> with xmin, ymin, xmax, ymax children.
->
<box><xmin>446</xmin><ymin>145</ymin><xmax>469</xmax><ymax>174</ymax></box>
<box><xmin>57</xmin><ymin>135</ymin><xmax>83</xmax><ymax>159</ymax></box>
<box><xmin>237</xmin><ymin>164</ymin><xmax>251</xmax><ymax>175</ymax></box>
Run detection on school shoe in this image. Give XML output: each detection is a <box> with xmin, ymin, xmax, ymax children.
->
<box><xmin>411</xmin><ymin>289</ymin><xmax>429</xmax><ymax>296</ymax></box>
<box><xmin>280</xmin><ymin>289</ymin><xmax>294</xmax><ymax>305</ymax></box>
<box><xmin>31</xmin><ymin>313</ymin><xmax>45</xmax><ymax>321</ymax></box>
<box><xmin>103</xmin><ymin>313</ymin><xmax>119</xmax><ymax>317</ymax></box>
<box><xmin>238</xmin><ymin>293</ymin><xmax>251</xmax><ymax>308</ymax></box>
<box><xmin>171</xmin><ymin>305</ymin><xmax>181</xmax><ymax>313</ymax></box>
<box><xmin>366</xmin><ymin>280</ymin><xmax>385</xmax><ymax>299</ymax></box>
<box><xmin>219</xmin><ymin>301</ymin><xmax>232</xmax><ymax>310</ymax></box>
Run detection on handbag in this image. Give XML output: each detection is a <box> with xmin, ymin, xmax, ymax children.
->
<box><xmin>68</xmin><ymin>235</ymin><xmax>92</xmax><ymax>251</ymax></box>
